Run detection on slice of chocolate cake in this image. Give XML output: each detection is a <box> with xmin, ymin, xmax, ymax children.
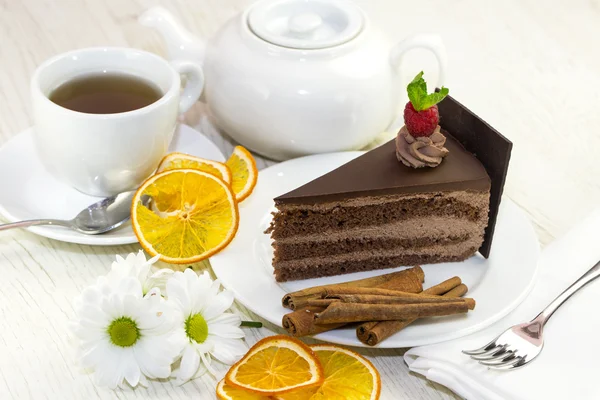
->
<box><xmin>267</xmin><ymin>74</ymin><xmax>511</xmax><ymax>282</ymax></box>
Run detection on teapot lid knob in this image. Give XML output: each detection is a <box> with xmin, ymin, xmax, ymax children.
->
<box><xmin>247</xmin><ymin>0</ymin><xmax>364</xmax><ymax>50</ymax></box>
<box><xmin>289</xmin><ymin>13</ymin><xmax>322</xmax><ymax>35</ymax></box>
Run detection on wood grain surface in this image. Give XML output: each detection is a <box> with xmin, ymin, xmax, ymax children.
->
<box><xmin>1</xmin><ymin>0</ymin><xmax>599</xmax><ymax>399</ymax></box>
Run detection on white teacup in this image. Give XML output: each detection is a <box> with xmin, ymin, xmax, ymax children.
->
<box><xmin>31</xmin><ymin>47</ymin><xmax>203</xmax><ymax>196</ymax></box>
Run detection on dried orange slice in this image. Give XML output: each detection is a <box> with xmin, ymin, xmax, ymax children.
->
<box><xmin>156</xmin><ymin>152</ymin><xmax>232</xmax><ymax>184</ymax></box>
<box><xmin>277</xmin><ymin>344</ymin><xmax>381</xmax><ymax>400</ymax></box>
<box><xmin>225</xmin><ymin>335</ymin><xmax>323</xmax><ymax>395</ymax></box>
<box><xmin>216</xmin><ymin>379</ymin><xmax>271</xmax><ymax>400</ymax></box>
<box><xmin>131</xmin><ymin>169</ymin><xmax>239</xmax><ymax>264</ymax></box>
<box><xmin>225</xmin><ymin>146</ymin><xmax>258</xmax><ymax>202</ymax></box>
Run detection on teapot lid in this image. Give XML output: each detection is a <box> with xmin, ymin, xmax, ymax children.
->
<box><xmin>247</xmin><ymin>0</ymin><xmax>364</xmax><ymax>50</ymax></box>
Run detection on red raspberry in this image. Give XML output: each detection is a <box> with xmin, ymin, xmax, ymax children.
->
<box><xmin>403</xmin><ymin>102</ymin><xmax>439</xmax><ymax>137</ymax></box>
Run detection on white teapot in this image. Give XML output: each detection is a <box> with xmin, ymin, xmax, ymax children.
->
<box><xmin>140</xmin><ymin>0</ymin><xmax>447</xmax><ymax>160</ymax></box>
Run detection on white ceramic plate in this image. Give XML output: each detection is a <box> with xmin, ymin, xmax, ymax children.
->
<box><xmin>211</xmin><ymin>152</ymin><xmax>540</xmax><ymax>348</ymax></box>
<box><xmin>0</xmin><ymin>124</ymin><xmax>224</xmax><ymax>246</ymax></box>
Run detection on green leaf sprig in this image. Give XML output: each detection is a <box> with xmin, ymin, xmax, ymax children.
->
<box><xmin>407</xmin><ymin>71</ymin><xmax>449</xmax><ymax>111</ymax></box>
<box><xmin>240</xmin><ymin>320</ymin><xmax>263</xmax><ymax>328</ymax></box>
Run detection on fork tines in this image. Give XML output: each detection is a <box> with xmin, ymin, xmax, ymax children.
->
<box><xmin>463</xmin><ymin>341</ymin><xmax>527</xmax><ymax>370</ymax></box>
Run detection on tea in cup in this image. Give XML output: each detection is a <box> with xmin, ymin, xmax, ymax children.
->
<box><xmin>31</xmin><ymin>47</ymin><xmax>203</xmax><ymax>196</ymax></box>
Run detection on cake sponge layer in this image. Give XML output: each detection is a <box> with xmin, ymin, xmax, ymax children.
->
<box><xmin>273</xmin><ymin>241</ymin><xmax>480</xmax><ymax>282</ymax></box>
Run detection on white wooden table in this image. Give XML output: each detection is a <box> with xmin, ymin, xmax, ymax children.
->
<box><xmin>1</xmin><ymin>0</ymin><xmax>599</xmax><ymax>399</ymax></box>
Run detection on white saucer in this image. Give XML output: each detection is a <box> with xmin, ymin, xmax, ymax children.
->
<box><xmin>211</xmin><ymin>152</ymin><xmax>540</xmax><ymax>348</ymax></box>
<box><xmin>0</xmin><ymin>124</ymin><xmax>224</xmax><ymax>246</ymax></box>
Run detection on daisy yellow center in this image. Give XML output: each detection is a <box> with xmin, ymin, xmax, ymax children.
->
<box><xmin>107</xmin><ymin>317</ymin><xmax>140</xmax><ymax>347</ymax></box>
<box><xmin>185</xmin><ymin>313</ymin><xmax>209</xmax><ymax>343</ymax></box>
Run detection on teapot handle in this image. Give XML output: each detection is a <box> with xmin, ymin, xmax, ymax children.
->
<box><xmin>390</xmin><ymin>34</ymin><xmax>448</xmax><ymax>87</ymax></box>
<box><xmin>170</xmin><ymin>59</ymin><xmax>205</xmax><ymax>113</ymax></box>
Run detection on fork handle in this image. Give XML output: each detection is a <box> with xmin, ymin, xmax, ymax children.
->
<box><xmin>534</xmin><ymin>259</ymin><xmax>600</xmax><ymax>325</ymax></box>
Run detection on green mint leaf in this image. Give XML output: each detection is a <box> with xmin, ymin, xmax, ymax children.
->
<box><xmin>406</xmin><ymin>72</ymin><xmax>450</xmax><ymax>111</ymax></box>
<box><xmin>419</xmin><ymin>87</ymin><xmax>450</xmax><ymax>110</ymax></box>
<box><xmin>406</xmin><ymin>71</ymin><xmax>427</xmax><ymax>111</ymax></box>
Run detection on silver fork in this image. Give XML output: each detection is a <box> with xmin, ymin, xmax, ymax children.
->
<box><xmin>463</xmin><ymin>259</ymin><xmax>600</xmax><ymax>370</ymax></box>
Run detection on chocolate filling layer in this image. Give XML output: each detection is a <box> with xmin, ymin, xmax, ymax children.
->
<box><xmin>269</xmin><ymin>196</ymin><xmax>485</xmax><ymax>239</ymax></box>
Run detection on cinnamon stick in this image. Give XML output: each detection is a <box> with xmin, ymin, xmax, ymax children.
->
<box><xmin>357</xmin><ymin>283</ymin><xmax>469</xmax><ymax>346</ymax></box>
<box><xmin>282</xmin><ymin>306</ymin><xmax>344</xmax><ymax>336</ymax></box>
<box><xmin>357</xmin><ymin>321</ymin><xmax>379</xmax><ymax>337</ymax></box>
<box><xmin>316</xmin><ymin>301</ymin><xmax>472</xmax><ymax>325</ymax></box>
<box><xmin>302</xmin><ymin>299</ymin><xmax>338</xmax><ymax>308</ymax></box>
<box><xmin>322</xmin><ymin>286</ymin><xmax>467</xmax><ymax>300</ymax></box>
<box><xmin>421</xmin><ymin>277</ymin><xmax>462</xmax><ymax>295</ymax></box>
<box><xmin>444</xmin><ymin>284</ymin><xmax>469</xmax><ymax>298</ymax></box>
<box><xmin>282</xmin><ymin>283</ymin><xmax>455</xmax><ymax>336</ymax></box>
<box><xmin>377</xmin><ymin>266</ymin><xmax>424</xmax><ymax>288</ymax></box>
<box><xmin>295</xmin><ymin>284</ymin><xmax>468</xmax><ymax>307</ymax></box>
<box><xmin>282</xmin><ymin>275</ymin><xmax>465</xmax><ymax>339</ymax></box>
<box><xmin>300</xmin><ymin>295</ymin><xmax>458</xmax><ymax>307</ymax></box>
<box><xmin>357</xmin><ymin>277</ymin><xmax>462</xmax><ymax>343</ymax></box>
<box><xmin>325</xmin><ymin>293</ymin><xmax>470</xmax><ymax>304</ymax></box>
<box><xmin>282</xmin><ymin>267</ymin><xmax>424</xmax><ymax>309</ymax></box>
<box><xmin>283</xmin><ymin>294</ymin><xmax>319</xmax><ymax>311</ymax></box>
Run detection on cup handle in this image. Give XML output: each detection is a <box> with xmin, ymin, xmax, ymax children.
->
<box><xmin>390</xmin><ymin>34</ymin><xmax>448</xmax><ymax>87</ymax></box>
<box><xmin>170</xmin><ymin>59</ymin><xmax>204</xmax><ymax>113</ymax></box>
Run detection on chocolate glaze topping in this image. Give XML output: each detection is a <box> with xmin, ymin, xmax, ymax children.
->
<box><xmin>276</xmin><ymin>133</ymin><xmax>489</xmax><ymax>203</ymax></box>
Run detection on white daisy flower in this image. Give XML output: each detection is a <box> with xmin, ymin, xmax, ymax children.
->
<box><xmin>103</xmin><ymin>251</ymin><xmax>174</xmax><ymax>295</ymax></box>
<box><xmin>71</xmin><ymin>276</ymin><xmax>181</xmax><ymax>389</ymax></box>
<box><xmin>166</xmin><ymin>269</ymin><xmax>247</xmax><ymax>384</ymax></box>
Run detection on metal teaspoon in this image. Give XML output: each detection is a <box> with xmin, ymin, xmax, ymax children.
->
<box><xmin>0</xmin><ymin>190</ymin><xmax>136</xmax><ymax>235</ymax></box>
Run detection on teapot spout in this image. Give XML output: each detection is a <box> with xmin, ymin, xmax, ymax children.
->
<box><xmin>139</xmin><ymin>6</ymin><xmax>205</xmax><ymax>64</ymax></box>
